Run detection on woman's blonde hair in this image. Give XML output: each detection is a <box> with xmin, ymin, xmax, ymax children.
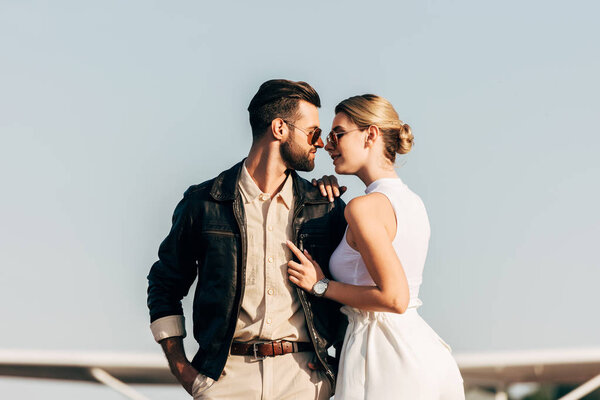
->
<box><xmin>335</xmin><ymin>94</ymin><xmax>413</xmax><ymax>163</ymax></box>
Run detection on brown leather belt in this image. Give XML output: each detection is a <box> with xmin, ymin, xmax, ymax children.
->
<box><xmin>230</xmin><ymin>341</ymin><xmax>313</xmax><ymax>359</ymax></box>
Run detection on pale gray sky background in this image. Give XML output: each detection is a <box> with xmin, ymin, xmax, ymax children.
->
<box><xmin>1</xmin><ymin>0</ymin><xmax>599</xmax><ymax>398</ymax></box>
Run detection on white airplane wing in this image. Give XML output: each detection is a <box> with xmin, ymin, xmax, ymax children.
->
<box><xmin>2</xmin><ymin>348</ymin><xmax>600</xmax><ymax>400</ymax></box>
<box><xmin>456</xmin><ymin>347</ymin><xmax>600</xmax><ymax>384</ymax></box>
<box><xmin>0</xmin><ymin>349</ymin><xmax>177</xmax><ymax>400</ymax></box>
<box><xmin>0</xmin><ymin>349</ymin><xmax>176</xmax><ymax>383</ymax></box>
<box><xmin>455</xmin><ymin>348</ymin><xmax>600</xmax><ymax>400</ymax></box>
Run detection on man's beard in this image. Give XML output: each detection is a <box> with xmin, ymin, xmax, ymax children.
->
<box><xmin>280</xmin><ymin>132</ymin><xmax>315</xmax><ymax>172</ymax></box>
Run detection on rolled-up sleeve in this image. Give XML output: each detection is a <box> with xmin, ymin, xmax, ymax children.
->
<box><xmin>150</xmin><ymin>315</ymin><xmax>187</xmax><ymax>342</ymax></box>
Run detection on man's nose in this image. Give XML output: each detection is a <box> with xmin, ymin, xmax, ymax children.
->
<box><xmin>314</xmin><ymin>137</ymin><xmax>324</xmax><ymax>148</ymax></box>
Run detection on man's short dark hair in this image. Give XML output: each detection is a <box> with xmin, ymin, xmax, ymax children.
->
<box><xmin>247</xmin><ymin>79</ymin><xmax>321</xmax><ymax>140</ymax></box>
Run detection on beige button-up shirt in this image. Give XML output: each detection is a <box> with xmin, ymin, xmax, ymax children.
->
<box><xmin>150</xmin><ymin>162</ymin><xmax>309</xmax><ymax>344</ymax></box>
<box><xmin>235</xmin><ymin>162</ymin><xmax>309</xmax><ymax>342</ymax></box>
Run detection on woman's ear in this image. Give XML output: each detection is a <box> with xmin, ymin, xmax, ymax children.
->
<box><xmin>365</xmin><ymin>125</ymin><xmax>380</xmax><ymax>147</ymax></box>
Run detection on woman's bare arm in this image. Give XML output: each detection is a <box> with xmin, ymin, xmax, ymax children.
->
<box><xmin>287</xmin><ymin>193</ymin><xmax>410</xmax><ymax>313</ymax></box>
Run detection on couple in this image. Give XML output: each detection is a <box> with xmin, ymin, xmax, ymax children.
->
<box><xmin>147</xmin><ymin>79</ymin><xmax>464</xmax><ymax>399</ymax></box>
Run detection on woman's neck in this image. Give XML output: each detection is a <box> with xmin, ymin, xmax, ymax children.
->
<box><xmin>356</xmin><ymin>164</ymin><xmax>399</xmax><ymax>188</ymax></box>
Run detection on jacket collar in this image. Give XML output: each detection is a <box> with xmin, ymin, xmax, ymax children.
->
<box><xmin>209</xmin><ymin>160</ymin><xmax>243</xmax><ymax>201</ymax></box>
<box><xmin>210</xmin><ymin>159</ymin><xmax>329</xmax><ymax>205</ymax></box>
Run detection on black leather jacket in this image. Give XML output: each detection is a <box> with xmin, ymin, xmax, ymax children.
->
<box><xmin>147</xmin><ymin>160</ymin><xmax>348</xmax><ymax>385</ymax></box>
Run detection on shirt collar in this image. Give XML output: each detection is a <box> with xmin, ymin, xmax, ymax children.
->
<box><xmin>277</xmin><ymin>172</ymin><xmax>294</xmax><ymax>210</ymax></box>
<box><xmin>239</xmin><ymin>161</ymin><xmax>293</xmax><ymax>210</ymax></box>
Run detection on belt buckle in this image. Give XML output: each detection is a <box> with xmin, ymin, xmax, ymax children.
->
<box><xmin>252</xmin><ymin>342</ymin><xmax>267</xmax><ymax>361</ymax></box>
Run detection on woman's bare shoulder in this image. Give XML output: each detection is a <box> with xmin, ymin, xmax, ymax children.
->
<box><xmin>344</xmin><ymin>193</ymin><xmax>395</xmax><ymax>228</ymax></box>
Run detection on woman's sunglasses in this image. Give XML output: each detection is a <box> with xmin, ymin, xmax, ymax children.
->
<box><xmin>326</xmin><ymin>128</ymin><xmax>364</xmax><ymax>148</ymax></box>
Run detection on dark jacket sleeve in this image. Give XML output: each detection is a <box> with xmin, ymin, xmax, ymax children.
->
<box><xmin>147</xmin><ymin>193</ymin><xmax>198</xmax><ymax>323</ymax></box>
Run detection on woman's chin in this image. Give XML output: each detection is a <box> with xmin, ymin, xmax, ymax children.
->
<box><xmin>332</xmin><ymin>161</ymin><xmax>341</xmax><ymax>174</ymax></box>
<box><xmin>333</xmin><ymin>163</ymin><xmax>349</xmax><ymax>175</ymax></box>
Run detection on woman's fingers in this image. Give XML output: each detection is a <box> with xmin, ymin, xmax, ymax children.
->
<box><xmin>285</xmin><ymin>241</ymin><xmax>320</xmax><ymax>287</ymax></box>
<box><xmin>303</xmin><ymin>250</ymin><xmax>321</xmax><ymax>269</ymax></box>
<box><xmin>285</xmin><ymin>240</ymin><xmax>309</xmax><ymax>263</ymax></box>
<box><xmin>312</xmin><ymin>175</ymin><xmax>345</xmax><ymax>201</ymax></box>
<box><xmin>327</xmin><ymin>175</ymin><xmax>340</xmax><ymax>198</ymax></box>
<box><xmin>303</xmin><ymin>249</ymin><xmax>314</xmax><ymax>262</ymax></box>
<box><xmin>287</xmin><ymin>260</ymin><xmax>304</xmax><ymax>271</ymax></box>
<box><xmin>288</xmin><ymin>267</ymin><xmax>310</xmax><ymax>290</ymax></box>
<box><xmin>285</xmin><ymin>240</ymin><xmax>303</xmax><ymax>259</ymax></box>
<box><xmin>288</xmin><ymin>274</ymin><xmax>300</xmax><ymax>286</ymax></box>
<box><xmin>320</xmin><ymin>176</ymin><xmax>334</xmax><ymax>202</ymax></box>
<box><xmin>287</xmin><ymin>267</ymin><xmax>303</xmax><ymax>279</ymax></box>
<box><xmin>315</xmin><ymin>179</ymin><xmax>327</xmax><ymax>197</ymax></box>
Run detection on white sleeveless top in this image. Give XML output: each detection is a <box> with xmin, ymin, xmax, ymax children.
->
<box><xmin>329</xmin><ymin>178</ymin><xmax>431</xmax><ymax>304</ymax></box>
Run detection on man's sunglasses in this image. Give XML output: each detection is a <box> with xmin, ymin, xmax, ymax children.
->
<box><xmin>283</xmin><ymin>120</ymin><xmax>323</xmax><ymax>147</ymax></box>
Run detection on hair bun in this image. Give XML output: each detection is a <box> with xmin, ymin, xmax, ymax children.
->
<box><xmin>397</xmin><ymin>123</ymin><xmax>413</xmax><ymax>154</ymax></box>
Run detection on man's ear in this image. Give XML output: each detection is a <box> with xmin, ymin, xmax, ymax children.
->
<box><xmin>271</xmin><ymin>118</ymin><xmax>286</xmax><ymax>141</ymax></box>
<box><xmin>365</xmin><ymin>125</ymin><xmax>380</xmax><ymax>147</ymax></box>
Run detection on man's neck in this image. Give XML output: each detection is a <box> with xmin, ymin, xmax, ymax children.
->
<box><xmin>245</xmin><ymin>145</ymin><xmax>290</xmax><ymax>196</ymax></box>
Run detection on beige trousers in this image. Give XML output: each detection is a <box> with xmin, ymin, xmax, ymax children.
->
<box><xmin>192</xmin><ymin>351</ymin><xmax>332</xmax><ymax>400</ymax></box>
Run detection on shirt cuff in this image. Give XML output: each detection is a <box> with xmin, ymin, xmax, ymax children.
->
<box><xmin>150</xmin><ymin>315</ymin><xmax>186</xmax><ymax>342</ymax></box>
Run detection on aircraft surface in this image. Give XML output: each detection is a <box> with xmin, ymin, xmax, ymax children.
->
<box><xmin>1</xmin><ymin>348</ymin><xmax>599</xmax><ymax>400</ymax></box>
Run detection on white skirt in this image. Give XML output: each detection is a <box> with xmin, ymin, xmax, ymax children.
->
<box><xmin>334</xmin><ymin>302</ymin><xmax>465</xmax><ymax>400</ymax></box>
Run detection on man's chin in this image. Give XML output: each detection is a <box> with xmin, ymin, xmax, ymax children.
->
<box><xmin>292</xmin><ymin>159</ymin><xmax>315</xmax><ymax>172</ymax></box>
<box><xmin>283</xmin><ymin>155</ymin><xmax>314</xmax><ymax>172</ymax></box>
<box><xmin>280</xmin><ymin>140</ymin><xmax>315</xmax><ymax>172</ymax></box>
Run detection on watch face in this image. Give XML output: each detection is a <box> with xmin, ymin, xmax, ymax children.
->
<box><xmin>314</xmin><ymin>280</ymin><xmax>327</xmax><ymax>295</ymax></box>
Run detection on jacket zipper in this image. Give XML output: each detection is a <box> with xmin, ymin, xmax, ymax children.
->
<box><xmin>292</xmin><ymin>202</ymin><xmax>335</xmax><ymax>384</ymax></box>
<box><xmin>225</xmin><ymin>195</ymin><xmax>247</xmax><ymax>360</ymax></box>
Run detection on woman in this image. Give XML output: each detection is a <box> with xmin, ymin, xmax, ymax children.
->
<box><xmin>286</xmin><ymin>94</ymin><xmax>465</xmax><ymax>399</ymax></box>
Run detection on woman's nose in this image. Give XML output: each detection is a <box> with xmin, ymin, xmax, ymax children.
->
<box><xmin>324</xmin><ymin>140</ymin><xmax>334</xmax><ymax>152</ymax></box>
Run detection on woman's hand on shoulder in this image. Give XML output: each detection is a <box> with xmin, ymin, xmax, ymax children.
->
<box><xmin>312</xmin><ymin>175</ymin><xmax>347</xmax><ymax>202</ymax></box>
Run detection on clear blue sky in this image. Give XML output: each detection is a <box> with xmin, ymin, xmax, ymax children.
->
<box><xmin>1</xmin><ymin>0</ymin><xmax>598</xmax><ymax>398</ymax></box>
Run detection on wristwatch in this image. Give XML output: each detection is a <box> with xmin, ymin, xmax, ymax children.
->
<box><xmin>311</xmin><ymin>278</ymin><xmax>330</xmax><ymax>297</ymax></box>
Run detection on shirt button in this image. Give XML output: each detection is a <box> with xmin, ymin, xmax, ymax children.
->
<box><xmin>268</xmin><ymin>226</ymin><xmax>273</xmax><ymax>231</ymax></box>
<box><xmin>266</xmin><ymin>318</ymin><xmax>272</xmax><ymax>324</ymax></box>
<box><xmin>268</xmin><ymin>257</ymin><xmax>273</xmax><ymax>263</ymax></box>
<box><xmin>267</xmin><ymin>288</ymin><xmax>274</xmax><ymax>295</ymax></box>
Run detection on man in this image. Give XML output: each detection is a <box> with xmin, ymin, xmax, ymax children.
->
<box><xmin>147</xmin><ymin>79</ymin><xmax>347</xmax><ymax>399</ymax></box>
